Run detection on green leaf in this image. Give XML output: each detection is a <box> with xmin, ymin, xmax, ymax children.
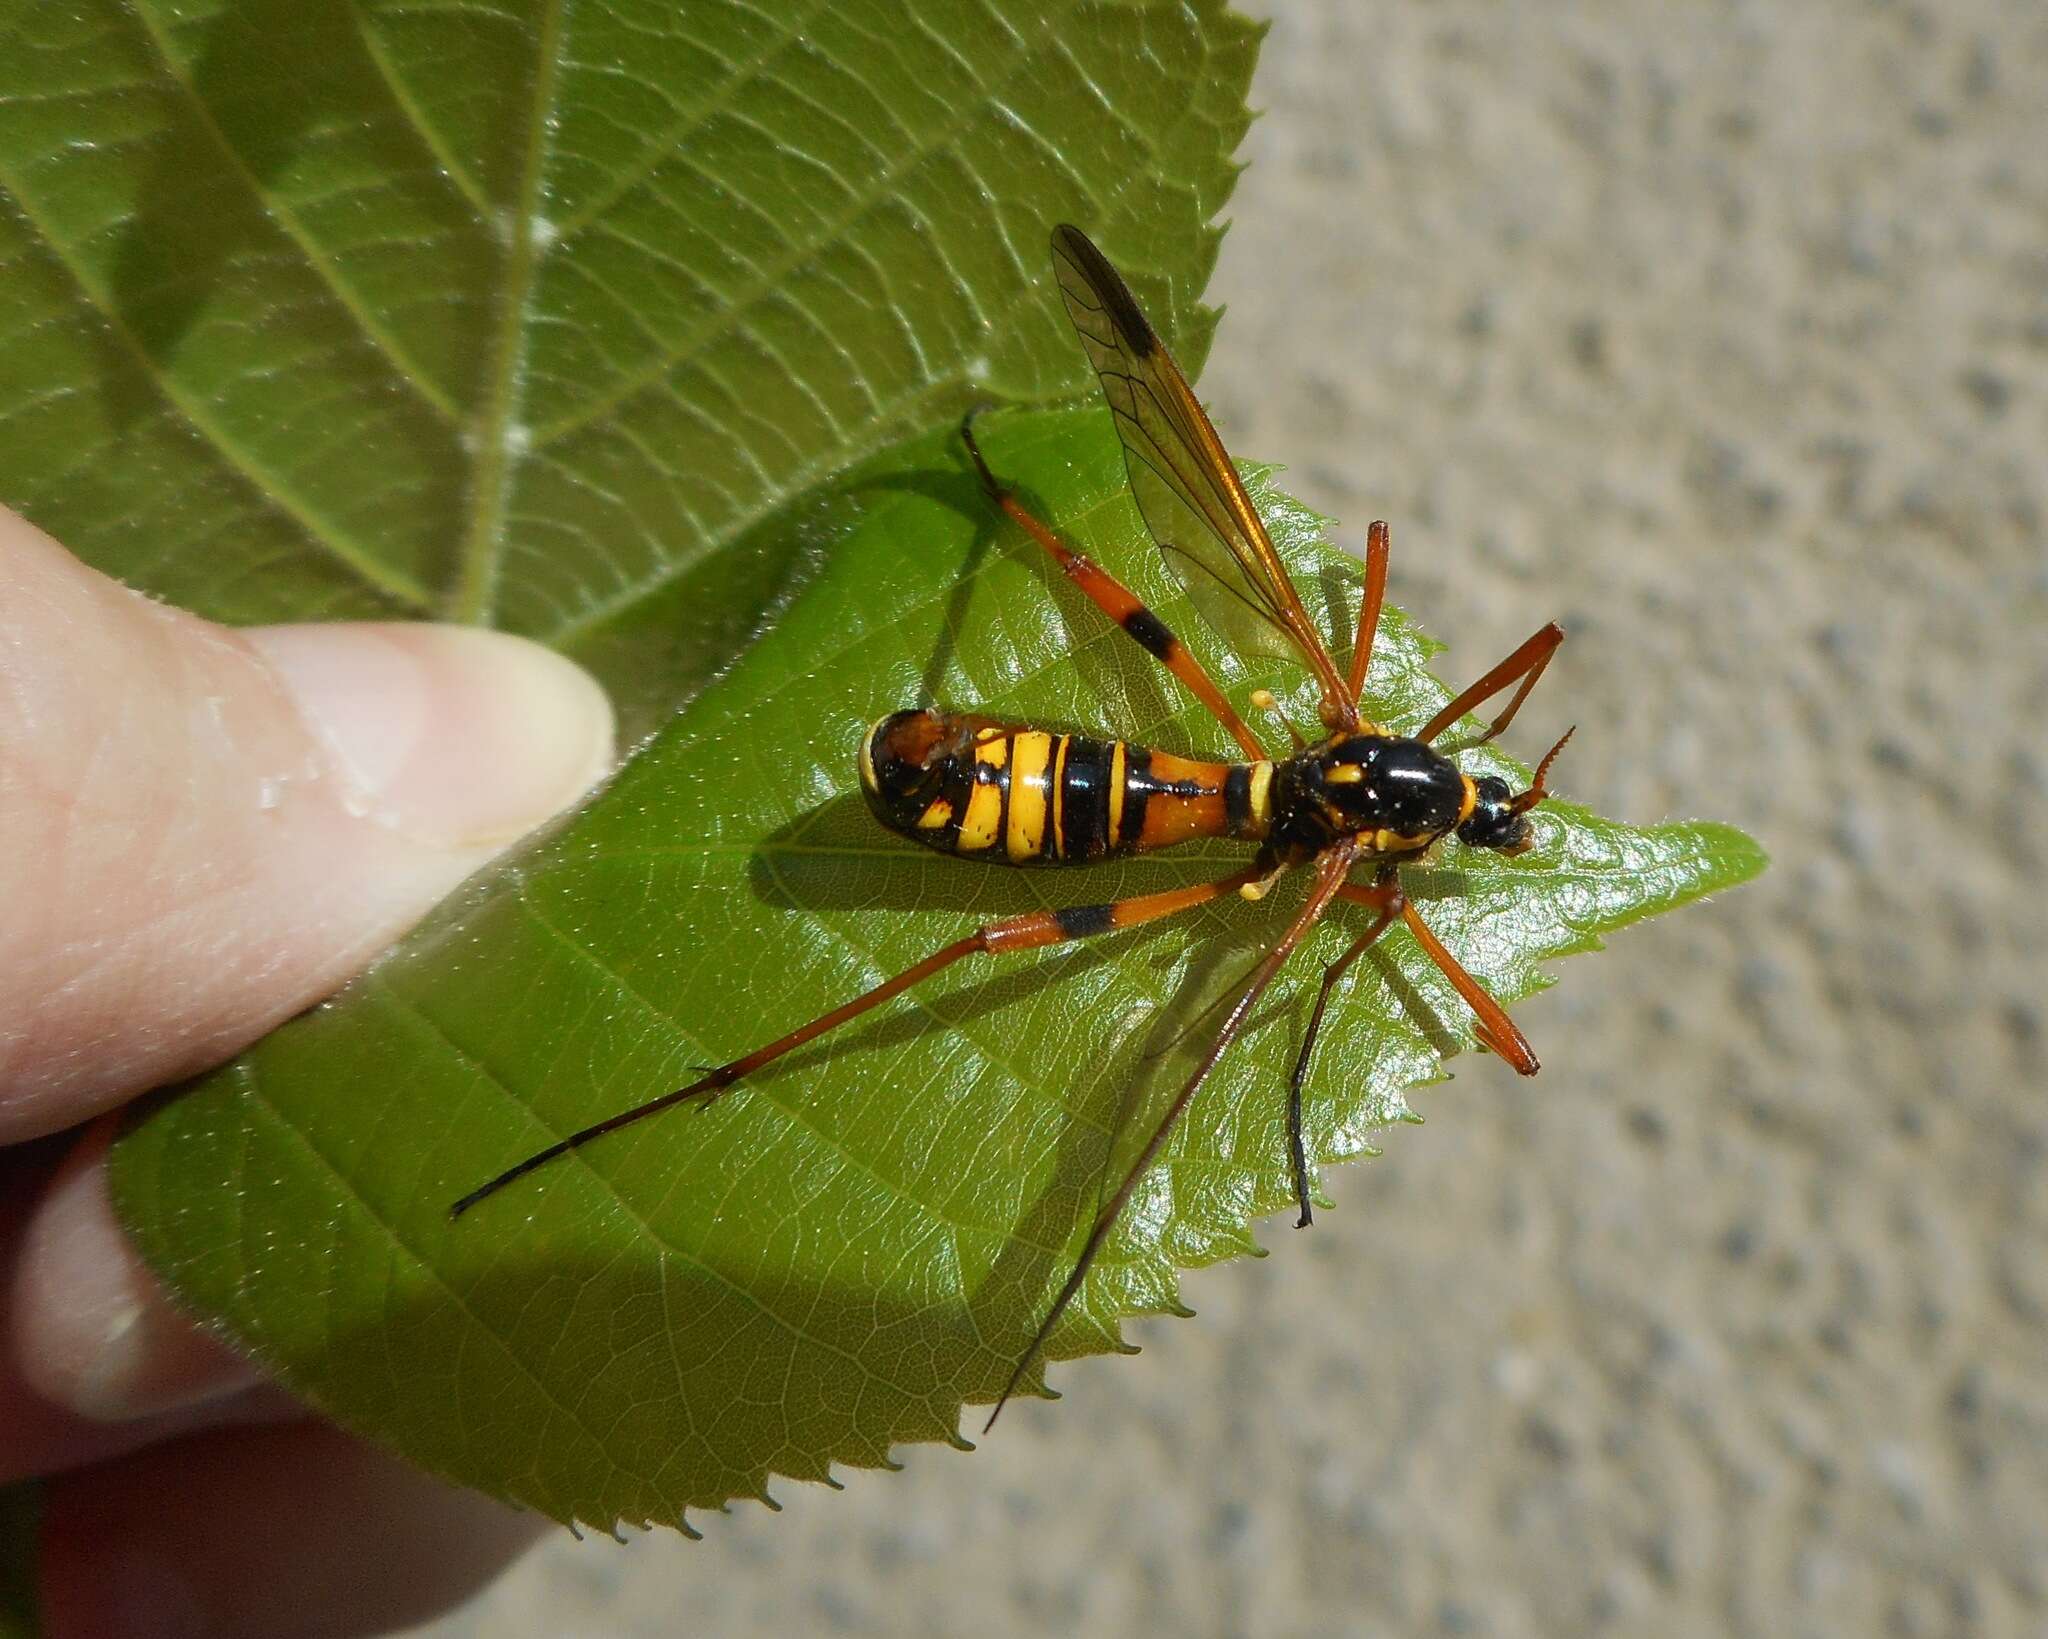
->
<box><xmin>5</xmin><ymin>0</ymin><xmax>1764</xmax><ymax>1542</ymax></box>
<box><xmin>110</xmin><ymin>408</ymin><xmax>1765</xmax><ymax>1530</ymax></box>
<box><xmin>0</xmin><ymin>0</ymin><xmax>1257</xmax><ymax>734</ymax></box>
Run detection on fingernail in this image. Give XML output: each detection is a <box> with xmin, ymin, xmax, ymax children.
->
<box><xmin>16</xmin><ymin>1129</ymin><xmax>265</xmax><ymax>1422</ymax></box>
<box><xmin>246</xmin><ymin>624</ymin><xmax>614</xmax><ymax>849</ymax></box>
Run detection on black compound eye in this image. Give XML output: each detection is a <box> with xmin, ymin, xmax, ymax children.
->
<box><xmin>1456</xmin><ymin>776</ymin><xmax>1528</xmax><ymax>852</ymax></box>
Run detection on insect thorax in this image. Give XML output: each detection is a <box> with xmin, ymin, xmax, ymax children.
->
<box><xmin>1269</xmin><ymin>733</ymin><xmax>1473</xmax><ymax>858</ymax></box>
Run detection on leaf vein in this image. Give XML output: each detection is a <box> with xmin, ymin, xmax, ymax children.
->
<box><xmin>527</xmin><ymin>10</ymin><xmax>1071</xmax><ymax>452</ymax></box>
<box><xmin>228</xmin><ymin>1057</ymin><xmax>641</xmax><ymax>1495</ymax></box>
<box><xmin>449</xmin><ymin>0</ymin><xmax>568</xmax><ymax>623</ymax></box>
<box><xmin>513</xmin><ymin>885</ymin><xmax>1076</xmax><ymax>1256</ymax></box>
<box><xmin>0</xmin><ymin>177</ymin><xmax>434</xmax><ymax>610</ymax></box>
<box><xmin>371</xmin><ymin>972</ymin><xmax>914</xmax><ymax>1420</ymax></box>
<box><xmin>123</xmin><ymin>3</ymin><xmax>466</xmax><ymax>426</ymax></box>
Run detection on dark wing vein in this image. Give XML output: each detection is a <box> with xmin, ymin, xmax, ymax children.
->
<box><xmin>1049</xmin><ymin>225</ymin><xmax>1350</xmax><ymax>709</ymax></box>
<box><xmin>1102</xmin><ymin>370</ymin><xmax>1294</xmax><ymax>630</ymax></box>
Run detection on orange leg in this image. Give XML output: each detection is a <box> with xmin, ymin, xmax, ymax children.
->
<box><xmin>451</xmin><ymin>868</ymin><xmax>1262</xmax><ymax>1218</ymax></box>
<box><xmin>1381</xmin><ymin>891</ymin><xmax>1540</xmax><ymax>1075</ymax></box>
<box><xmin>1280</xmin><ymin>876</ymin><xmax>1537</xmax><ymax>1234</ymax></box>
<box><xmin>984</xmin><ymin>842</ymin><xmax>1359</xmax><ymax>1431</ymax></box>
<box><xmin>1417</xmin><ymin>621</ymin><xmax>1564</xmax><ymax>746</ymax></box>
<box><xmin>1343</xmin><ymin>520</ymin><xmax>1391</xmax><ymax>717</ymax></box>
<box><xmin>962</xmin><ymin>412</ymin><xmax>1269</xmax><ymax>762</ymax></box>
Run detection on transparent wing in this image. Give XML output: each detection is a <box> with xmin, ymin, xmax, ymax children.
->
<box><xmin>1050</xmin><ymin>225</ymin><xmax>1351</xmax><ymax>717</ymax></box>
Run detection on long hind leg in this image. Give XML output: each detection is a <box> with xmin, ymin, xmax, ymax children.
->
<box><xmin>984</xmin><ymin>842</ymin><xmax>1359</xmax><ymax>1431</ymax></box>
<box><xmin>1285</xmin><ymin>872</ymin><xmax>1404</xmax><ymax>1227</ymax></box>
<box><xmin>451</xmin><ymin>868</ymin><xmax>1263</xmax><ymax>1218</ymax></box>
<box><xmin>1273</xmin><ymin>877</ymin><xmax>1540</xmax><ymax>1232</ymax></box>
<box><xmin>962</xmin><ymin>412</ymin><xmax>1269</xmax><ymax>761</ymax></box>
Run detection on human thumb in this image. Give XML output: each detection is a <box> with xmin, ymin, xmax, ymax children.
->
<box><xmin>0</xmin><ymin>506</ymin><xmax>614</xmax><ymax>1143</ymax></box>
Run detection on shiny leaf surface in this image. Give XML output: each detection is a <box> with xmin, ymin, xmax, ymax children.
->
<box><xmin>0</xmin><ymin>0</ymin><xmax>1256</xmax><ymax>734</ymax></box>
<box><xmin>112</xmin><ymin>409</ymin><xmax>1765</xmax><ymax>1528</ymax></box>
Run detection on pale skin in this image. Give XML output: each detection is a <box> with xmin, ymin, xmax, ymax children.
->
<box><xmin>0</xmin><ymin>504</ymin><xmax>615</xmax><ymax>1639</ymax></box>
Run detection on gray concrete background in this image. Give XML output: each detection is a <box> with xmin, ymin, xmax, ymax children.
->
<box><xmin>439</xmin><ymin>3</ymin><xmax>2048</xmax><ymax>1634</ymax></box>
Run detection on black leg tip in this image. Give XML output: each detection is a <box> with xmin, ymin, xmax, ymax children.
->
<box><xmin>958</xmin><ymin>409</ymin><xmax>1004</xmax><ymax>497</ymax></box>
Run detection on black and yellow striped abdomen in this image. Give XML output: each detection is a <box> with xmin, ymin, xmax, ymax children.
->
<box><xmin>859</xmin><ymin>709</ymin><xmax>1273</xmax><ymax>865</ymax></box>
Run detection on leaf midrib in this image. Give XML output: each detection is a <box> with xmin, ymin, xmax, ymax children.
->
<box><xmin>449</xmin><ymin>0</ymin><xmax>568</xmax><ymax>625</ymax></box>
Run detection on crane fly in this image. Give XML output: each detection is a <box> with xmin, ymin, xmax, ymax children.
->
<box><xmin>454</xmin><ymin>225</ymin><xmax>1573</xmax><ymax>1433</ymax></box>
